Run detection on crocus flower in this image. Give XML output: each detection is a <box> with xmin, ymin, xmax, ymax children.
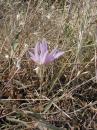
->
<box><xmin>28</xmin><ymin>40</ymin><xmax>64</xmax><ymax>65</ymax></box>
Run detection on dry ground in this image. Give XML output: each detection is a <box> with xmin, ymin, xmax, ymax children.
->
<box><xmin>0</xmin><ymin>0</ymin><xmax>97</xmax><ymax>130</ymax></box>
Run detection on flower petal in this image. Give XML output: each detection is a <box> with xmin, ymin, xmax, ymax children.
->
<box><xmin>44</xmin><ymin>55</ymin><xmax>55</xmax><ymax>64</ymax></box>
<box><xmin>40</xmin><ymin>40</ymin><xmax>48</xmax><ymax>56</ymax></box>
<box><xmin>29</xmin><ymin>40</ymin><xmax>64</xmax><ymax>65</ymax></box>
<box><xmin>50</xmin><ymin>46</ymin><xmax>64</xmax><ymax>59</ymax></box>
<box><xmin>34</xmin><ymin>42</ymin><xmax>41</xmax><ymax>61</ymax></box>
<box><xmin>40</xmin><ymin>51</ymin><xmax>48</xmax><ymax>64</ymax></box>
<box><xmin>53</xmin><ymin>51</ymin><xmax>64</xmax><ymax>59</ymax></box>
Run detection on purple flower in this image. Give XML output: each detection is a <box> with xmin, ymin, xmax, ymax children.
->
<box><xmin>28</xmin><ymin>40</ymin><xmax>64</xmax><ymax>65</ymax></box>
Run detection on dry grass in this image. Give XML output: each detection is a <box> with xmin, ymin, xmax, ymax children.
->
<box><xmin>0</xmin><ymin>0</ymin><xmax>97</xmax><ymax>130</ymax></box>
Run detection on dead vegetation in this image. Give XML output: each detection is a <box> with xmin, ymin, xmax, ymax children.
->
<box><xmin>0</xmin><ymin>0</ymin><xmax>97</xmax><ymax>130</ymax></box>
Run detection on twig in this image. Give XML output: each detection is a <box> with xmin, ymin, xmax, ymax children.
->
<box><xmin>6</xmin><ymin>117</ymin><xmax>30</xmax><ymax>128</ymax></box>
